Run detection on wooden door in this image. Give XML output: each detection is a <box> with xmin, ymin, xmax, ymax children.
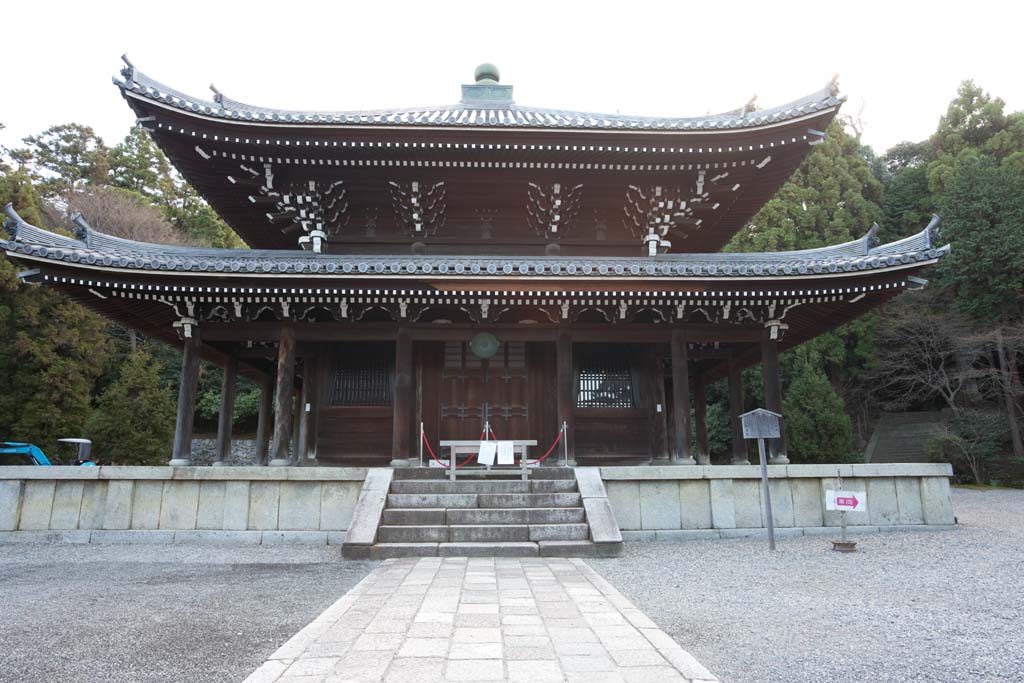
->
<box><xmin>434</xmin><ymin>341</ymin><xmax>531</xmax><ymax>441</ymax></box>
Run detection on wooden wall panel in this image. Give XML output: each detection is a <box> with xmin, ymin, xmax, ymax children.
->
<box><xmin>317</xmin><ymin>407</ymin><xmax>392</xmax><ymax>466</ymax></box>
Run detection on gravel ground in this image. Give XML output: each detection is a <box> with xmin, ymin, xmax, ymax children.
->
<box><xmin>590</xmin><ymin>487</ymin><xmax>1024</xmax><ymax>683</ymax></box>
<box><xmin>0</xmin><ymin>544</ymin><xmax>376</xmax><ymax>683</ymax></box>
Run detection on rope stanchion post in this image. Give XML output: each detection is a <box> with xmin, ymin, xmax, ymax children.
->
<box><xmin>565</xmin><ymin>419</ymin><xmax>573</xmax><ymax>466</ymax></box>
<box><xmin>419</xmin><ymin>421</ymin><xmax>424</xmax><ymax>467</ymax></box>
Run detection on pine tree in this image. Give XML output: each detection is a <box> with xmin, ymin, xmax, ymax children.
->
<box><xmin>86</xmin><ymin>350</ymin><xmax>176</xmax><ymax>465</ymax></box>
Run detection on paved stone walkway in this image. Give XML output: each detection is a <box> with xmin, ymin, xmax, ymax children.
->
<box><xmin>243</xmin><ymin>557</ymin><xmax>717</xmax><ymax>682</ymax></box>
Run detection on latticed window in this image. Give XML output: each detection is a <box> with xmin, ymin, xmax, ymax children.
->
<box><xmin>576</xmin><ymin>347</ymin><xmax>636</xmax><ymax>408</ymax></box>
<box><xmin>329</xmin><ymin>348</ymin><xmax>393</xmax><ymax>406</ymax></box>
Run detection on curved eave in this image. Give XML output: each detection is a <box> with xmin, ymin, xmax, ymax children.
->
<box><xmin>2</xmin><ymin>215</ymin><xmax>949</xmax><ymax>286</ymax></box>
<box><xmin>116</xmin><ymin>67</ymin><xmax>844</xmax><ymax>135</ymax></box>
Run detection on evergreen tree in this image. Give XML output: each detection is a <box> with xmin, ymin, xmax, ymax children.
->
<box><xmin>86</xmin><ymin>350</ymin><xmax>176</xmax><ymax>465</ymax></box>
<box><xmin>783</xmin><ymin>362</ymin><xmax>854</xmax><ymax>463</ymax></box>
<box><xmin>20</xmin><ymin>123</ymin><xmax>110</xmax><ymax>197</ymax></box>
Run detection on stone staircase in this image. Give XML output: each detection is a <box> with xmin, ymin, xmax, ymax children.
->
<box><xmin>360</xmin><ymin>467</ymin><xmax>621</xmax><ymax>559</ymax></box>
<box><xmin>865</xmin><ymin>411</ymin><xmax>947</xmax><ymax>463</ymax></box>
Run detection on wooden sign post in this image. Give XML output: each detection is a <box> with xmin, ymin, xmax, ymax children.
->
<box><xmin>740</xmin><ymin>408</ymin><xmax>783</xmax><ymax>551</ymax></box>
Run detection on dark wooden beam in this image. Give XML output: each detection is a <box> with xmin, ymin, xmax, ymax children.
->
<box><xmin>170</xmin><ymin>334</ymin><xmax>201</xmax><ymax>466</ymax></box>
<box><xmin>268</xmin><ymin>326</ymin><xmax>296</xmax><ymax>466</ymax></box>
<box><xmin>557</xmin><ymin>330</ymin><xmax>575</xmax><ymax>464</ymax></box>
<box><xmin>728</xmin><ymin>356</ymin><xmax>749</xmax><ymax>464</ymax></box>
<box><xmin>761</xmin><ymin>335</ymin><xmax>789</xmax><ymax>464</ymax></box>
<box><xmin>670</xmin><ymin>328</ymin><xmax>694</xmax><ymax>464</ymax></box>
<box><xmin>213</xmin><ymin>356</ymin><xmax>238</xmax><ymax>465</ymax></box>
<box><xmin>391</xmin><ymin>328</ymin><xmax>413</xmax><ymax>464</ymax></box>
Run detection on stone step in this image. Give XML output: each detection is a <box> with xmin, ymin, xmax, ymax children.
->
<box><xmin>445</xmin><ymin>507</ymin><xmax>586</xmax><ymax>526</ymax></box>
<box><xmin>538</xmin><ymin>540</ymin><xmax>623</xmax><ymax>558</ymax></box>
<box><xmin>478</xmin><ymin>492</ymin><xmax>582</xmax><ymax>508</ymax></box>
<box><xmin>385</xmin><ymin>493</ymin><xmax>480</xmax><ymax>509</ymax></box>
<box><xmin>389</xmin><ymin>480</ymin><xmax>578</xmax><ymax>495</ymax></box>
<box><xmin>377</xmin><ymin>525</ymin><xmax>449</xmax><ymax>543</ymax></box>
<box><xmin>381</xmin><ymin>508</ymin><xmax>447</xmax><ymax>526</ymax></box>
<box><xmin>391</xmin><ymin>467</ymin><xmax>576</xmax><ymax>481</ymax></box>
<box><xmin>370</xmin><ymin>543</ymin><xmax>439</xmax><ymax>559</ymax></box>
<box><xmin>448</xmin><ymin>525</ymin><xmax>530</xmax><ymax>542</ymax></box>
<box><xmin>528</xmin><ymin>523</ymin><xmax>590</xmax><ymax>541</ymax></box>
<box><xmin>370</xmin><ymin>540</ymin><xmax>612</xmax><ymax>559</ymax></box>
<box><xmin>438</xmin><ymin>542</ymin><xmax>539</xmax><ymax>558</ymax></box>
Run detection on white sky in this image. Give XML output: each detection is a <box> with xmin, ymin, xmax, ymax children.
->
<box><xmin>1</xmin><ymin>0</ymin><xmax>1020</xmax><ymax>155</ymax></box>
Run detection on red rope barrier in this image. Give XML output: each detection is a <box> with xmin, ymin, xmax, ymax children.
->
<box><xmin>527</xmin><ymin>428</ymin><xmax>564</xmax><ymax>465</ymax></box>
<box><xmin>421</xmin><ymin>427</ymin><xmax>565</xmax><ymax>469</ymax></box>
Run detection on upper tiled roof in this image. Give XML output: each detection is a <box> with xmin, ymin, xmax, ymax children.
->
<box><xmin>3</xmin><ymin>205</ymin><xmax>947</xmax><ymax>280</ymax></box>
<box><xmin>115</xmin><ymin>61</ymin><xmax>844</xmax><ymax>133</ymax></box>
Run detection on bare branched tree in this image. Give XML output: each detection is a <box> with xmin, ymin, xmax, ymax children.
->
<box><xmin>869</xmin><ymin>298</ymin><xmax>985</xmax><ymax>415</ymax></box>
<box><xmin>63</xmin><ymin>186</ymin><xmax>195</xmax><ymax>246</ymax></box>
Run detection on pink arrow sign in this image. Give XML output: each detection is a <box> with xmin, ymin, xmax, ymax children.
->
<box><xmin>826</xmin><ymin>490</ymin><xmax>866</xmax><ymax>511</ymax></box>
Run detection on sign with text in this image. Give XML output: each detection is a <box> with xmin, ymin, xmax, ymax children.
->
<box><xmin>740</xmin><ymin>408</ymin><xmax>782</xmax><ymax>439</ymax></box>
<box><xmin>825</xmin><ymin>490</ymin><xmax>866</xmax><ymax>512</ymax></box>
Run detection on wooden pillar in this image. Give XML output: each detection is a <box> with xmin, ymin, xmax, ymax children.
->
<box><xmin>212</xmin><ymin>356</ymin><xmax>237</xmax><ymax>467</ymax></box>
<box><xmin>694</xmin><ymin>372</ymin><xmax>710</xmax><ymax>465</ymax></box>
<box><xmin>556</xmin><ymin>330</ymin><xmax>575</xmax><ymax>465</ymax></box>
<box><xmin>300</xmin><ymin>355</ymin><xmax>319</xmax><ymax>462</ymax></box>
<box><xmin>670</xmin><ymin>329</ymin><xmax>695</xmax><ymax>464</ymax></box>
<box><xmin>728</xmin><ymin>356</ymin><xmax>749</xmax><ymax>464</ymax></box>
<box><xmin>649</xmin><ymin>350</ymin><xmax>670</xmax><ymax>462</ymax></box>
<box><xmin>268</xmin><ymin>326</ymin><xmax>296</xmax><ymax>467</ymax></box>
<box><xmin>391</xmin><ymin>329</ymin><xmax>413</xmax><ymax>465</ymax></box>
<box><xmin>760</xmin><ymin>336</ymin><xmax>789</xmax><ymax>464</ymax></box>
<box><xmin>290</xmin><ymin>386</ymin><xmax>301</xmax><ymax>463</ymax></box>
<box><xmin>170</xmin><ymin>334</ymin><xmax>201</xmax><ymax>466</ymax></box>
<box><xmin>254</xmin><ymin>377</ymin><xmax>273</xmax><ymax>466</ymax></box>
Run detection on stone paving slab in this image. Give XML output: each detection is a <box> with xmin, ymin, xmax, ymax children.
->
<box><xmin>242</xmin><ymin>557</ymin><xmax>717</xmax><ymax>683</ymax></box>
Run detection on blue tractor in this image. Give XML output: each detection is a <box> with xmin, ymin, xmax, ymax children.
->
<box><xmin>0</xmin><ymin>439</ymin><xmax>96</xmax><ymax>466</ymax></box>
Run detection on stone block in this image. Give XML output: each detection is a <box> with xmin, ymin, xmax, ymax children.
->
<box><xmin>765</xmin><ymin>479</ymin><xmax>795</xmax><ymax>528</ymax></box>
<box><xmin>438</xmin><ymin>542</ymin><xmax>537</xmax><ymax>557</ymax></box>
<box><xmin>820</xmin><ymin>477</ymin><xmax>870</xmax><ymax>526</ymax></box>
<box><xmin>653</xmin><ymin>529</ymin><xmax>720</xmax><ymax>541</ymax></box>
<box><xmin>785</xmin><ymin>464</ymin><xmax>848</xmax><ymax>478</ymax></box>
<box><xmin>248</xmin><ymin>481</ymin><xmax>281</xmax><ymax>530</ymax></box>
<box><xmin>99</xmin><ymin>466</ymin><xmax>172</xmax><ymax>480</ymax></box>
<box><xmin>320</xmin><ymin>481</ymin><xmax>360</xmax><ymax>531</ymax></box>
<box><xmin>620</xmin><ymin>530</ymin><xmax>656</xmax><ymax>542</ymax></box>
<box><xmin>573</xmin><ymin>468</ymin><xmax>606</xmax><ymax>499</ymax></box>
<box><xmin>326</xmin><ymin>531</ymin><xmax>348</xmax><ymax>545</ymax></box>
<box><xmin>78</xmin><ymin>481</ymin><xmax>107</xmax><ymax>529</ymax></box>
<box><xmin>172</xmin><ymin>530</ymin><xmax>262</xmax><ymax>544</ymax></box>
<box><xmin>529</xmin><ymin>523</ymin><xmax>589</xmax><ymax>541</ymax></box>
<box><xmin>708</xmin><ymin>479</ymin><xmax>736</xmax><ymax>529</ymax></box>
<box><xmin>867</xmin><ymin>478</ymin><xmax>900</xmax><ymax>526</ymax></box>
<box><xmin>0</xmin><ymin>530</ymin><xmax>90</xmax><ymax>543</ymax></box>
<box><xmin>363</xmin><ymin>467</ymin><xmax>394</xmax><ymax>492</ymax></box>
<box><xmin>159</xmin><ymin>481</ymin><xmax>200</xmax><ymax>530</ymax></box>
<box><xmin>0</xmin><ymin>481</ymin><xmax>23</xmax><ymax>531</ymax></box>
<box><xmin>731</xmin><ymin>479</ymin><xmax>762</xmax><ymax>528</ymax></box>
<box><xmin>583</xmin><ymin>497</ymin><xmax>623</xmax><ymax>543</ymax></box>
<box><xmin>921</xmin><ymin>477</ymin><xmax>955</xmax><ymax>525</ymax></box>
<box><xmin>851</xmin><ymin>463</ymin><xmax>953</xmax><ymax>477</ymax></box>
<box><xmin>102</xmin><ymin>480</ymin><xmax>134</xmax><ymax>529</ymax></box>
<box><xmin>894</xmin><ymin>477</ymin><xmax>924</xmax><ymax>525</ymax></box>
<box><xmin>130</xmin><ymin>481</ymin><xmax>163</xmax><ymax>529</ymax></box>
<box><xmin>477</xmin><ymin>493</ymin><xmax>580</xmax><ymax>509</ymax></box>
<box><xmin>222</xmin><ymin>481</ymin><xmax>250</xmax><ymax>530</ymax></box>
<box><xmin>344</xmin><ymin>488</ymin><xmax>388</xmax><ymax>546</ymax></box>
<box><xmin>278</xmin><ymin>481</ymin><xmax>321</xmax><ymax>531</ymax></box>
<box><xmin>19</xmin><ymin>480</ymin><xmax>55</xmax><ymax>530</ymax></box>
<box><xmin>49</xmin><ymin>480</ymin><xmax>85</xmax><ymax>530</ymax></box>
<box><xmin>790</xmin><ymin>478</ymin><xmax>823</xmax><ymax>528</ymax></box>
<box><xmin>261</xmin><ymin>530</ymin><xmax>328</xmax><ymax>545</ymax></box>
<box><xmin>703</xmin><ymin>464</ymin><xmax>768</xmax><ymax>479</ymax></box>
<box><xmin>638</xmin><ymin>481</ymin><xmax>681</xmax><ymax>530</ymax></box>
<box><xmin>679</xmin><ymin>480</ymin><xmax>712</xmax><ymax>529</ymax></box>
<box><xmin>604</xmin><ymin>481</ymin><xmax>641</xmax><ymax>530</ymax></box>
<box><xmin>91</xmin><ymin>530</ymin><xmax>175</xmax><ymax>544</ymax></box>
<box><xmin>196</xmin><ymin>481</ymin><xmax>226</xmax><ymax>530</ymax></box>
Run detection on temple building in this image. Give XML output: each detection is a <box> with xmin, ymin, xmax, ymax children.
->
<box><xmin>1</xmin><ymin>60</ymin><xmax>948</xmax><ymax>469</ymax></box>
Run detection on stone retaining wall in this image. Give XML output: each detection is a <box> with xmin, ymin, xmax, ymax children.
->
<box><xmin>0</xmin><ymin>463</ymin><xmax>956</xmax><ymax>545</ymax></box>
<box><xmin>601</xmin><ymin>463</ymin><xmax>956</xmax><ymax>540</ymax></box>
<box><xmin>0</xmin><ymin>467</ymin><xmax>366</xmax><ymax>545</ymax></box>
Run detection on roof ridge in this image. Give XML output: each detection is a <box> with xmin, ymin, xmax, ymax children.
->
<box><xmin>115</xmin><ymin>58</ymin><xmax>844</xmax><ymax>131</ymax></box>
